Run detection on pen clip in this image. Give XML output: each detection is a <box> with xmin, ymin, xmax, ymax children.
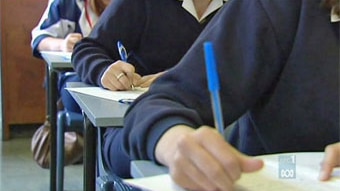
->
<box><xmin>118</xmin><ymin>98</ymin><xmax>135</xmax><ymax>105</ymax></box>
<box><xmin>117</xmin><ymin>41</ymin><xmax>127</xmax><ymax>62</ymax></box>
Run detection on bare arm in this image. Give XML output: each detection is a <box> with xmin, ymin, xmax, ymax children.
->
<box><xmin>38</xmin><ymin>33</ymin><xmax>82</xmax><ymax>52</ymax></box>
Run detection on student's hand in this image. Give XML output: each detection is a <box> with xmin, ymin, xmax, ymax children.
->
<box><xmin>101</xmin><ymin>61</ymin><xmax>141</xmax><ymax>91</ymax></box>
<box><xmin>319</xmin><ymin>142</ymin><xmax>340</xmax><ymax>181</ymax></box>
<box><xmin>61</xmin><ymin>33</ymin><xmax>82</xmax><ymax>52</ymax></box>
<box><xmin>135</xmin><ymin>71</ymin><xmax>165</xmax><ymax>88</ymax></box>
<box><xmin>155</xmin><ymin>126</ymin><xmax>264</xmax><ymax>191</ymax></box>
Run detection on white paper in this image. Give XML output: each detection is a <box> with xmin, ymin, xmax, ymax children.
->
<box><xmin>40</xmin><ymin>51</ymin><xmax>72</xmax><ymax>61</ymax></box>
<box><xmin>124</xmin><ymin>174</ymin><xmax>186</xmax><ymax>191</ymax></box>
<box><xmin>124</xmin><ymin>152</ymin><xmax>340</xmax><ymax>191</ymax></box>
<box><xmin>235</xmin><ymin>152</ymin><xmax>340</xmax><ymax>191</ymax></box>
<box><xmin>66</xmin><ymin>86</ymin><xmax>147</xmax><ymax>101</ymax></box>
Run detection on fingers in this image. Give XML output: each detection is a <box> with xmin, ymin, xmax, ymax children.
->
<box><xmin>238</xmin><ymin>154</ymin><xmax>264</xmax><ymax>173</ymax></box>
<box><xmin>319</xmin><ymin>142</ymin><xmax>340</xmax><ymax>181</ymax></box>
<box><xmin>135</xmin><ymin>72</ymin><xmax>165</xmax><ymax>87</ymax></box>
<box><xmin>62</xmin><ymin>33</ymin><xmax>82</xmax><ymax>52</ymax></box>
<box><xmin>170</xmin><ymin>145</ymin><xmax>218</xmax><ymax>191</ymax></box>
<box><xmin>115</xmin><ymin>72</ymin><xmax>134</xmax><ymax>90</ymax></box>
<box><xmin>101</xmin><ymin>61</ymin><xmax>141</xmax><ymax>91</ymax></box>
<box><xmin>168</xmin><ymin>126</ymin><xmax>263</xmax><ymax>191</ymax></box>
<box><xmin>137</xmin><ymin>75</ymin><xmax>154</xmax><ymax>87</ymax></box>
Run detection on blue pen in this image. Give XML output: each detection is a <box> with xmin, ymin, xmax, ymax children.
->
<box><xmin>117</xmin><ymin>41</ymin><xmax>127</xmax><ymax>62</ymax></box>
<box><xmin>117</xmin><ymin>41</ymin><xmax>135</xmax><ymax>89</ymax></box>
<box><xmin>204</xmin><ymin>42</ymin><xmax>225</xmax><ymax>134</ymax></box>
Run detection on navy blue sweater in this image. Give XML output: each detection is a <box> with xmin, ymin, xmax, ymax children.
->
<box><xmin>72</xmin><ymin>0</ymin><xmax>217</xmax><ymax>86</ymax></box>
<box><xmin>72</xmin><ymin>0</ymin><xmax>225</xmax><ymax>178</ymax></box>
<box><xmin>123</xmin><ymin>0</ymin><xmax>339</xmax><ymax>165</ymax></box>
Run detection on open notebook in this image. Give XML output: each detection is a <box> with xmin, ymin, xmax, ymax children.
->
<box><xmin>123</xmin><ymin>152</ymin><xmax>340</xmax><ymax>191</ymax></box>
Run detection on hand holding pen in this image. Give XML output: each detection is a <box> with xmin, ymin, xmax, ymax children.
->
<box><xmin>116</xmin><ymin>41</ymin><xmax>137</xmax><ymax>90</ymax></box>
<box><xmin>154</xmin><ymin>42</ymin><xmax>263</xmax><ymax>191</ymax></box>
<box><xmin>100</xmin><ymin>41</ymin><xmax>141</xmax><ymax>91</ymax></box>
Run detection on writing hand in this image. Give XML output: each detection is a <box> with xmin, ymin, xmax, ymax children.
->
<box><xmin>319</xmin><ymin>142</ymin><xmax>340</xmax><ymax>181</ymax></box>
<box><xmin>61</xmin><ymin>33</ymin><xmax>82</xmax><ymax>52</ymax></box>
<box><xmin>156</xmin><ymin>126</ymin><xmax>263</xmax><ymax>191</ymax></box>
<box><xmin>101</xmin><ymin>60</ymin><xmax>141</xmax><ymax>91</ymax></box>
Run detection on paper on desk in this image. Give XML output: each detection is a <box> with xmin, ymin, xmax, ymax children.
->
<box><xmin>40</xmin><ymin>51</ymin><xmax>72</xmax><ymax>61</ymax></box>
<box><xmin>235</xmin><ymin>152</ymin><xmax>340</xmax><ymax>191</ymax></box>
<box><xmin>124</xmin><ymin>152</ymin><xmax>340</xmax><ymax>191</ymax></box>
<box><xmin>66</xmin><ymin>86</ymin><xmax>148</xmax><ymax>101</ymax></box>
<box><xmin>124</xmin><ymin>174</ymin><xmax>186</xmax><ymax>191</ymax></box>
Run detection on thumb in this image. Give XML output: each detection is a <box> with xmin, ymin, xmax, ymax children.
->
<box><xmin>319</xmin><ymin>143</ymin><xmax>340</xmax><ymax>181</ymax></box>
<box><xmin>239</xmin><ymin>154</ymin><xmax>264</xmax><ymax>173</ymax></box>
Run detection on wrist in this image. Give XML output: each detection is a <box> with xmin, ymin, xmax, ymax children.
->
<box><xmin>155</xmin><ymin>125</ymin><xmax>194</xmax><ymax>166</ymax></box>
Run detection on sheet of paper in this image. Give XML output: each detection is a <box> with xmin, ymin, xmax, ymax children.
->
<box><xmin>235</xmin><ymin>152</ymin><xmax>340</xmax><ymax>191</ymax></box>
<box><xmin>40</xmin><ymin>51</ymin><xmax>72</xmax><ymax>61</ymax></box>
<box><xmin>124</xmin><ymin>174</ymin><xmax>186</xmax><ymax>191</ymax></box>
<box><xmin>124</xmin><ymin>152</ymin><xmax>340</xmax><ymax>191</ymax></box>
<box><xmin>66</xmin><ymin>86</ymin><xmax>148</xmax><ymax>101</ymax></box>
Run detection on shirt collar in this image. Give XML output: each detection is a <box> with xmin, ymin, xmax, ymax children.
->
<box><xmin>179</xmin><ymin>0</ymin><xmax>228</xmax><ymax>22</ymax></box>
<box><xmin>331</xmin><ymin>6</ymin><xmax>340</xmax><ymax>22</ymax></box>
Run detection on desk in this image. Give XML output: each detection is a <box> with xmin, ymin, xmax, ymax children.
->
<box><xmin>67</xmin><ymin>82</ymin><xmax>130</xmax><ymax>191</ymax></box>
<box><xmin>126</xmin><ymin>152</ymin><xmax>340</xmax><ymax>191</ymax></box>
<box><xmin>40</xmin><ymin>51</ymin><xmax>73</xmax><ymax>191</ymax></box>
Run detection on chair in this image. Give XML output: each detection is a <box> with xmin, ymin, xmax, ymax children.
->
<box><xmin>56</xmin><ymin>110</ymin><xmax>84</xmax><ymax>191</ymax></box>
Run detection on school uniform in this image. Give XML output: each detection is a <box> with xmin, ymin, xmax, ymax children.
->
<box><xmin>72</xmin><ymin>0</ymin><xmax>227</xmax><ymax>178</ymax></box>
<box><xmin>31</xmin><ymin>0</ymin><xmax>98</xmax><ymax>58</ymax></box>
<box><xmin>123</xmin><ymin>0</ymin><xmax>339</xmax><ymax>169</ymax></box>
<box><xmin>72</xmin><ymin>0</ymin><xmax>227</xmax><ymax>86</ymax></box>
<box><xmin>31</xmin><ymin>0</ymin><xmax>99</xmax><ymax>112</ymax></box>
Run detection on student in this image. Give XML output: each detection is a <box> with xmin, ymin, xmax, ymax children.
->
<box><xmin>120</xmin><ymin>0</ymin><xmax>339</xmax><ymax>190</ymax></box>
<box><xmin>72</xmin><ymin>0</ymin><xmax>228</xmax><ymax>91</ymax></box>
<box><xmin>31</xmin><ymin>0</ymin><xmax>111</xmax><ymax>113</ymax></box>
<box><xmin>72</xmin><ymin>0</ymin><xmax>228</xmax><ymax>177</ymax></box>
<box><xmin>30</xmin><ymin>0</ymin><xmax>111</xmax><ymax>167</ymax></box>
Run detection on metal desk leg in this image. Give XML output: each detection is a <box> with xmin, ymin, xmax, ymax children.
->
<box><xmin>83</xmin><ymin>113</ymin><xmax>96</xmax><ymax>191</ymax></box>
<box><xmin>48</xmin><ymin>67</ymin><xmax>58</xmax><ymax>191</ymax></box>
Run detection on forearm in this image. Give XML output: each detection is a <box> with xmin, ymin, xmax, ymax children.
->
<box><xmin>37</xmin><ymin>37</ymin><xmax>64</xmax><ymax>52</ymax></box>
<box><xmin>72</xmin><ymin>38</ymin><xmax>113</xmax><ymax>86</ymax></box>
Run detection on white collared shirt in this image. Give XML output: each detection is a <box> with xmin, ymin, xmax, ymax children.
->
<box><xmin>331</xmin><ymin>6</ymin><xmax>340</xmax><ymax>22</ymax></box>
<box><xmin>180</xmin><ymin>0</ymin><xmax>228</xmax><ymax>22</ymax></box>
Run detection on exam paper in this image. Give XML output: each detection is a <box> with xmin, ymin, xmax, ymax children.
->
<box><xmin>40</xmin><ymin>51</ymin><xmax>72</xmax><ymax>61</ymax></box>
<box><xmin>124</xmin><ymin>152</ymin><xmax>340</xmax><ymax>191</ymax></box>
<box><xmin>124</xmin><ymin>174</ymin><xmax>186</xmax><ymax>191</ymax></box>
<box><xmin>235</xmin><ymin>152</ymin><xmax>340</xmax><ymax>191</ymax></box>
<box><xmin>66</xmin><ymin>86</ymin><xmax>148</xmax><ymax>101</ymax></box>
